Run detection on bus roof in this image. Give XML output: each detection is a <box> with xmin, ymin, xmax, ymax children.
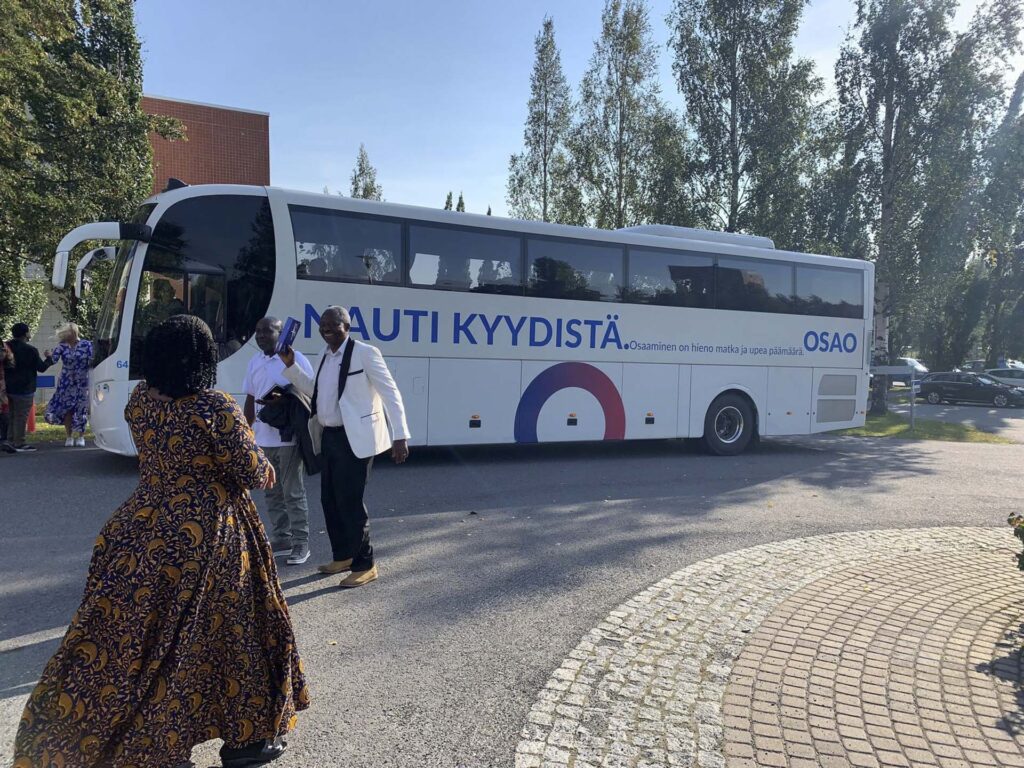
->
<box><xmin>143</xmin><ymin>183</ymin><xmax>873</xmax><ymax>273</ymax></box>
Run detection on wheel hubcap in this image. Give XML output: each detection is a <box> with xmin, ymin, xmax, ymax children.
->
<box><xmin>715</xmin><ymin>406</ymin><xmax>744</xmax><ymax>444</ymax></box>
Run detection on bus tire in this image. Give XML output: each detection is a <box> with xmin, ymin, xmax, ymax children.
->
<box><xmin>702</xmin><ymin>393</ymin><xmax>755</xmax><ymax>456</ymax></box>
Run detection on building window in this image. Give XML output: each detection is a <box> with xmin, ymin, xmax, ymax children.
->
<box><xmin>526</xmin><ymin>238</ymin><xmax>623</xmax><ymax>302</ymax></box>
<box><xmin>408</xmin><ymin>225</ymin><xmax>523</xmax><ymax>294</ymax></box>
<box><xmin>291</xmin><ymin>206</ymin><xmax>402</xmax><ymax>284</ymax></box>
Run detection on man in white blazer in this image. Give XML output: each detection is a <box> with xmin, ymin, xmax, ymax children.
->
<box><xmin>279</xmin><ymin>305</ymin><xmax>410</xmax><ymax>588</ymax></box>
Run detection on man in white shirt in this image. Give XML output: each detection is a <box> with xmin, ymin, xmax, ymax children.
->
<box><xmin>279</xmin><ymin>306</ymin><xmax>410</xmax><ymax>588</ymax></box>
<box><xmin>243</xmin><ymin>317</ymin><xmax>316</xmax><ymax>565</ymax></box>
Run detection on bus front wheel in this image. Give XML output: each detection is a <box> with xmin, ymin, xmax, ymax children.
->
<box><xmin>702</xmin><ymin>393</ymin><xmax>755</xmax><ymax>456</ymax></box>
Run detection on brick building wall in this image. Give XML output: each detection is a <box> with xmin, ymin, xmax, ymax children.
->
<box><xmin>142</xmin><ymin>95</ymin><xmax>270</xmax><ymax>194</ymax></box>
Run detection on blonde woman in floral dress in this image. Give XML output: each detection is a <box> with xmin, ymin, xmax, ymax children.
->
<box><xmin>14</xmin><ymin>316</ymin><xmax>309</xmax><ymax>768</ymax></box>
<box><xmin>44</xmin><ymin>323</ymin><xmax>93</xmax><ymax>447</ymax></box>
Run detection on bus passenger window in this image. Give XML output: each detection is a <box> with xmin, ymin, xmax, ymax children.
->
<box><xmin>526</xmin><ymin>238</ymin><xmax>623</xmax><ymax>302</ymax></box>
<box><xmin>408</xmin><ymin>225</ymin><xmax>522</xmax><ymax>294</ymax></box>
<box><xmin>291</xmin><ymin>206</ymin><xmax>401</xmax><ymax>284</ymax></box>
<box><xmin>795</xmin><ymin>266</ymin><xmax>864</xmax><ymax>318</ymax></box>
<box><xmin>715</xmin><ymin>257</ymin><xmax>794</xmax><ymax>314</ymax></box>
<box><xmin>627</xmin><ymin>249</ymin><xmax>713</xmax><ymax>308</ymax></box>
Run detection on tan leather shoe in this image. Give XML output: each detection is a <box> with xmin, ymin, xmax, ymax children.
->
<box><xmin>339</xmin><ymin>564</ymin><xmax>378</xmax><ymax>589</ymax></box>
<box><xmin>317</xmin><ymin>559</ymin><xmax>353</xmax><ymax>575</ymax></box>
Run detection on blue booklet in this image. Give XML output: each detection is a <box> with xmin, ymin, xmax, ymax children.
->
<box><xmin>276</xmin><ymin>316</ymin><xmax>301</xmax><ymax>354</ymax></box>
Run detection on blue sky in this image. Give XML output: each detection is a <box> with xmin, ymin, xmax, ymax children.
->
<box><xmin>136</xmin><ymin>0</ymin><xmax>1012</xmax><ymax>217</ymax></box>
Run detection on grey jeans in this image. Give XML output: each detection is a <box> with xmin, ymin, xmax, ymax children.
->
<box><xmin>262</xmin><ymin>445</ymin><xmax>310</xmax><ymax>545</ymax></box>
<box><xmin>8</xmin><ymin>394</ymin><xmax>33</xmax><ymax>446</ymax></box>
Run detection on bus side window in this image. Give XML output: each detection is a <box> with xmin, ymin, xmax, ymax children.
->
<box><xmin>795</xmin><ymin>266</ymin><xmax>863</xmax><ymax>319</ymax></box>
<box><xmin>526</xmin><ymin>238</ymin><xmax>623</xmax><ymax>302</ymax></box>
<box><xmin>291</xmin><ymin>207</ymin><xmax>402</xmax><ymax>285</ymax></box>
<box><xmin>716</xmin><ymin>257</ymin><xmax>794</xmax><ymax>314</ymax></box>
<box><xmin>626</xmin><ymin>248</ymin><xmax>714</xmax><ymax>308</ymax></box>
<box><xmin>408</xmin><ymin>224</ymin><xmax>522</xmax><ymax>294</ymax></box>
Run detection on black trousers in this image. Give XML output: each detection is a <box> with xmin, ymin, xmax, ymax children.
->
<box><xmin>320</xmin><ymin>427</ymin><xmax>374</xmax><ymax>570</ymax></box>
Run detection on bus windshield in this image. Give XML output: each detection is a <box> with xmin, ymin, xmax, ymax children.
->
<box><xmin>128</xmin><ymin>194</ymin><xmax>276</xmax><ymax>378</ymax></box>
<box><xmin>92</xmin><ymin>204</ymin><xmax>156</xmax><ymax>367</ymax></box>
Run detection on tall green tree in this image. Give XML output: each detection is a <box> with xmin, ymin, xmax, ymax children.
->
<box><xmin>978</xmin><ymin>69</ymin><xmax>1024</xmax><ymax>363</ymax></box>
<box><xmin>0</xmin><ymin>0</ymin><xmax>179</xmax><ymax>336</ymax></box>
<box><xmin>836</xmin><ymin>0</ymin><xmax>1022</xmax><ymax>358</ymax></box>
<box><xmin>572</xmin><ymin>0</ymin><xmax>666</xmax><ymax>229</ymax></box>
<box><xmin>835</xmin><ymin>0</ymin><xmax>960</xmax><ymax>357</ymax></box>
<box><xmin>444</xmin><ymin>191</ymin><xmax>453</xmax><ymax>210</ymax></box>
<box><xmin>507</xmin><ymin>17</ymin><xmax>573</xmax><ymax>222</ymax></box>
<box><xmin>349</xmin><ymin>143</ymin><xmax>384</xmax><ymax>200</ymax></box>
<box><xmin>456</xmin><ymin>192</ymin><xmax>466</xmax><ymax>212</ymax></box>
<box><xmin>916</xmin><ymin>5</ymin><xmax>1023</xmax><ymax>367</ymax></box>
<box><xmin>668</xmin><ymin>0</ymin><xmax>821</xmax><ymax>244</ymax></box>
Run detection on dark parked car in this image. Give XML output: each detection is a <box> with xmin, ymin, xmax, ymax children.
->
<box><xmin>918</xmin><ymin>372</ymin><xmax>1024</xmax><ymax>407</ymax></box>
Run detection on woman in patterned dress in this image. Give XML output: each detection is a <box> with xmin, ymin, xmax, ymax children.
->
<box><xmin>44</xmin><ymin>323</ymin><xmax>93</xmax><ymax>447</ymax></box>
<box><xmin>14</xmin><ymin>315</ymin><xmax>309</xmax><ymax>768</ymax></box>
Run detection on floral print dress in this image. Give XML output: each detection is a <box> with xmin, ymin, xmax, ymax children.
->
<box><xmin>45</xmin><ymin>340</ymin><xmax>93</xmax><ymax>433</ymax></box>
<box><xmin>14</xmin><ymin>384</ymin><xmax>309</xmax><ymax>768</ymax></box>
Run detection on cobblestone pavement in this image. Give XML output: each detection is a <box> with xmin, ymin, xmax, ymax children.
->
<box><xmin>515</xmin><ymin>528</ymin><xmax>1024</xmax><ymax>768</ymax></box>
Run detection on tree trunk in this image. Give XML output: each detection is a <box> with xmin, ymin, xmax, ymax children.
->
<box><xmin>728</xmin><ymin>43</ymin><xmax>740</xmax><ymax>232</ymax></box>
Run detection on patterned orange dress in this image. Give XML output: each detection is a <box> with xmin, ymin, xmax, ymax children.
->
<box><xmin>13</xmin><ymin>385</ymin><xmax>309</xmax><ymax>768</ymax></box>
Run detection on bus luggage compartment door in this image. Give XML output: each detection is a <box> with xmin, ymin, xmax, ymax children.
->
<box><xmin>811</xmin><ymin>368</ymin><xmax>864</xmax><ymax>432</ymax></box>
<box><xmin>765</xmin><ymin>368</ymin><xmax>812</xmax><ymax>436</ymax></box>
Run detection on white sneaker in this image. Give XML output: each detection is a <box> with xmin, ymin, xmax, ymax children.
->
<box><xmin>65</xmin><ymin>438</ymin><xmax>74</xmax><ymax>447</ymax></box>
<box><xmin>75</xmin><ymin>437</ymin><xmax>86</xmax><ymax>447</ymax></box>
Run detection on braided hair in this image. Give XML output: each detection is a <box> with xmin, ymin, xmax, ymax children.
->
<box><xmin>142</xmin><ymin>315</ymin><xmax>218</xmax><ymax>399</ymax></box>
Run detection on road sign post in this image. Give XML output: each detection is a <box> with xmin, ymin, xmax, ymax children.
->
<box><xmin>871</xmin><ymin>365</ymin><xmax>916</xmax><ymax>429</ymax></box>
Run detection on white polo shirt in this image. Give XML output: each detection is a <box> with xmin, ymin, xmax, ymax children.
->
<box><xmin>243</xmin><ymin>350</ymin><xmax>314</xmax><ymax>447</ymax></box>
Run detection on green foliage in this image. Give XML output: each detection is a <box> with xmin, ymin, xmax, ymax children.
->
<box><xmin>572</xmin><ymin>0</ymin><xmax>669</xmax><ymax>229</ymax></box>
<box><xmin>668</xmin><ymin>0</ymin><xmax>821</xmax><ymax>241</ymax></box>
<box><xmin>444</xmin><ymin>191</ymin><xmax>453</xmax><ymax>210</ymax></box>
<box><xmin>0</xmin><ymin>0</ymin><xmax>177</xmax><ymax>338</ymax></box>
<box><xmin>349</xmin><ymin>143</ymin><xmax>384</xmax><ymax>200</ymax></box>
<box><xmin>834</xmin><ymin>0</ymin><xmax>1023</xmax><ymax>357</ymax></box>
<box><xmin>456</xmin><ymin>192</ymin><xmax>465</xmax><ymax>212</ymax></box>
<box><xmin>507</xmin><ymin>17</ymin><xmax>574</xmax><ymax>222</ymax></box>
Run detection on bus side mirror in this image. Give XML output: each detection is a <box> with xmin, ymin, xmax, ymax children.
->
<box><xmin>52</xmin><ymin>251</ymin><xmax>70</xmax><ymax>290</ymax></box>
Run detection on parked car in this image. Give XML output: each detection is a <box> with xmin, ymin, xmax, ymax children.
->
<box><xmin>918</xmin><ymin>372</ymin><xmax>1024</xmax><ymax>407</ymax></box>
<box><xmin>961</xmin><ymin>360</ymin><xmax>987</xmax><ymax>372</ymax></box>
<box><xmin>985</xmin><ymin>368</ymin><xmax>1024</xmax><ymax>387</ymax></box>
<box><xmin>892</xmin><ymin>357</ymin><xmax>929</xmax><ymax>385</ymax></box>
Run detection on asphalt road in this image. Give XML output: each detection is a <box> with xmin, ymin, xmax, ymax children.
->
<box><xmin>1</xmin><ymin>434</ymin><xmax>1021</xmax><ymax>767</ymax></box>
<box><xmin>890</xmin><ymin>400</ymin><xmax>1024</xmax><ymax>442</ymax></box>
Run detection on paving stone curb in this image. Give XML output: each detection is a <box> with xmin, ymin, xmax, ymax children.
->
<box><xmin>514</xmin><ymin>528</ymin><xmax>1024</xmax><ymax>768</ymax></box>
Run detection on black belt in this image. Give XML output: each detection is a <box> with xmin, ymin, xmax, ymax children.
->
<box><xmin>322</xmin><ymin>425</ymin><xmax>346</xmax><ymax>433</ymax></box>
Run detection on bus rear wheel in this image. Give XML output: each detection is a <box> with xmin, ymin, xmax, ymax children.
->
<box><xmin>702</xmin><ymin>393</ymin><xmax>755</xmax><ymax>456</ymax></box>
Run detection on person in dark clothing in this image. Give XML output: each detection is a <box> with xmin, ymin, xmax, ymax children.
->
<box><xmin>0</xmin><ymin>340</ymin><xmax>12</xmax><ymax>443</ymax></box>
<box><xmin>3</xmin><ymin>323</ymin><xmax>54</xmax><ymax>453</ymax></box>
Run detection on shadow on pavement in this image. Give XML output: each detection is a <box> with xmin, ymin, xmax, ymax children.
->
<box><xmin>1</xmin><ymin>435</ymin><xmax>940</xmax><ymax>698</ymax></box>
<box><xmin>975</xmin><ymin>621</ymin><xmax>1024</xmax><ymax>737</ymax></box>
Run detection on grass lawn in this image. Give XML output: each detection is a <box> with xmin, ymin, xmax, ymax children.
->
<box><xmin>838</xmin><ymin>411</ymin><xmax>1012</xmax><ymax>444</ymax></box>
<box><xmin>24</xmin><ymin>404</ymin><xmax>93</xmax><ymax>444</ymax></box>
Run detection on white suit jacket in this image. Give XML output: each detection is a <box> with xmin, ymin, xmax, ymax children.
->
<box><xmin>282</xmin><ymin>338</ymin><xmax>411</xmax><ymax>459</ymax></box>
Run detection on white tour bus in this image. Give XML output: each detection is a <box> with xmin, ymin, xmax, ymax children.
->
<box><xmin>52</xmin><ymin>184</ymin><xmax>873</xmax><ymax>457</ymax></box>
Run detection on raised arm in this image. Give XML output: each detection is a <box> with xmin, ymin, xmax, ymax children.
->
<box><xmin>280</xmin><ymin>348</ymin><xmax>316</xmax><ymax>399</ymax></box>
